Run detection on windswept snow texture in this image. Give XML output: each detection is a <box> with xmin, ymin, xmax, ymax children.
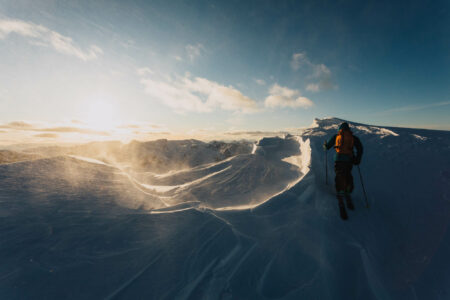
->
<box><xmin>1</xmin><ymin>118</ymin><xmax>450</xmax><ymax>299</ymax></box>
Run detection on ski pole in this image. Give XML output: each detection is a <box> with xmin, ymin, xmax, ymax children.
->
<box><xmin>324</xmin><ymin>141</ymin><xmax>328</xmax><ymax>185</ymax></box>
<box><xmin>357</xmin><ymin>165</ymin><xmax>369</xmax><ymax>209</ymax></box>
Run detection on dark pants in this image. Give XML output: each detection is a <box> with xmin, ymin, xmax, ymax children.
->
<box><xmin>334</xmin><ymin>161</ymin><xmax>353</xmax><ymax>194</ymax></box>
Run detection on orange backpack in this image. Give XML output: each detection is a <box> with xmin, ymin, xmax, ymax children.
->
<box><xmin>335</xmin><ymin>130</ymin><xmax>354</xmax><ymax>155</ymax></box>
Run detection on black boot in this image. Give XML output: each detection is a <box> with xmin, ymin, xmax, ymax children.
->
<box><xmin>337</xmin><ymin>196</ymin><xmax>348</xmax><ymax>220</ymax></box>
<box><xmin>345</xmin><ymin>195</ymin><xmax>354</xmax><ymax>210</ymax></box>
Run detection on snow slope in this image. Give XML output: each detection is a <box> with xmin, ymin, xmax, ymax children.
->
<box><xmin>1</xmin><ymin>118</ymin><xmax>449</xmax><ymax>299</ymax></box>
<box><xmin>23</xmin><ymin>139</ymin><xmax>254</xmax><ymax>174</ymax></box>
<box><xmin>0</xmin><ymin>150</ymin><xmax>42</xmax><ymax>164</ymax></box>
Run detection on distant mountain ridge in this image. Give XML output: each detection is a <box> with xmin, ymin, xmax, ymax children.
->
<box><xmin>0</xmin><ymin>149</ymin><xmax>42</xmax><ymax>164</ymax></box>
<box><xmin>3</xmin><ymin>139</ymin><xmax>253</xmax><ymax>173</ymax></box>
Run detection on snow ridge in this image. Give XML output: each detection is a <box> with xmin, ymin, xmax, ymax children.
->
<box><xmin>1</xmin><ymin>118</ymin><xmax>450</xmax><ymax>299</ymax></box>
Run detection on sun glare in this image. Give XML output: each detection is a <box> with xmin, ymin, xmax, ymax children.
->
<box><xmin>84</xmin><ymin>98</ymin><xmax>118</xmax><ymax>131</ymax></box>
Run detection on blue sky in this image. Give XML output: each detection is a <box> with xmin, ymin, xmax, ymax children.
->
<box><xmin>0</xmin><ymin>0</ymin><xmax>449</xmax><ymax>144</ymax></box>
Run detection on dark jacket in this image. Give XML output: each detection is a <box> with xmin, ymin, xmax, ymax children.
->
<box><xmin>325</xmin><ymin>131</ymin><xmax>363</xmax><ymax>163</ymax></box>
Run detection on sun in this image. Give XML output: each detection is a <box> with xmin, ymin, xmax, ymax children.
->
<box><xmin>84</xmin><ymin>98</ymin><xmax>119</xmax><ymax>131</ymax></box>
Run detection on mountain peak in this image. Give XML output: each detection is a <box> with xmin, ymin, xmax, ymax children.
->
<box><xmin>311</xmin><ymin>117</ymin><xmax>348</xmax><ymax>129</ymax></box>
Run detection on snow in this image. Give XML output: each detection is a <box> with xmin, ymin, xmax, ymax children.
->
<box><xmin>411</xmin><ymin>134</ymin><xmax>428</xmax><ymax>141</ymax></box>
<box><xmin>68</xmin><ymin>155</ymin><xmax>110</xmax><ymax>166</ymax></box>
<box><xmin>1</xmin><ymin>118</ymin><xmax>450</xmax><ymax>299</ymax></box>
<box><xmin>354</xmin><ymin>125</ymin><xmax>399</xmax><ymax>138</ymax></box>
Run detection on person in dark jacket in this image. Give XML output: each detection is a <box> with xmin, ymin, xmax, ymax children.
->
<box><xmin>323</xmin><ymin>122</ymin><xmax>363</xmax><ymax>220</ymax></box>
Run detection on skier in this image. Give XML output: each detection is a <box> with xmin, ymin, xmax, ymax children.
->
<box><xmin>323</xmin><ymin>122</ymin><xmax>363</xmax><ymax>220</ymax></box>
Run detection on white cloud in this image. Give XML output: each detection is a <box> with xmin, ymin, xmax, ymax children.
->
<box><xmin>0</xmin><ymin>18</ymin><xmax>103</xmax><ymax>61</ymax></box>
<box><xmin>185</xmin><ymin>77</ymin><xmax>259</xmax><ymax>113</ymax></box>
<box><xmin>185</xmin><ymin>43</ymin><xmax>204</xmax><ymax>62</ymax></box>
<box><xmin>141</xmin><ymin>77</ymin><xmax>208</xmax><ymax>113</ymax></box>
<box><xmin>265</xmin><ymin>84</ymin><xmax>313</xmax><ymax>109</ymax></box>
<box><xmin>139</xmin><ymin>73</ymin><xmax>259</xmax><ymax>114</ymax></box>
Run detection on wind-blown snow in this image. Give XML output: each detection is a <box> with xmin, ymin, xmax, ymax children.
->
<box><xmin>1</xmin><ymin>117</ymin><xmax>449</xmax><ymax>299</ymax></box>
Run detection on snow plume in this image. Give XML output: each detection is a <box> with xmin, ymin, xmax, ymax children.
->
<box><xmin>140</xmin><ymin>74</ymin><xmax>259</xmax><ymax>113</ymax></box>
<box><xmin>290</xmin><ymin>52</ymin><xmax>308</xmax><ymax>71</ymax></box>
<box><xmin>0</xmin><ymin>18</ymin><xmax>102</xmax><ymax>61</ymax></box>
<box><xmin>308</xmin><ymin>63</ymin><xmax>336</xmax><ymax>91</ymax></box>
<box><xmin>291</xmin><ymin>51</ymin><xmax>337</xmax><ymax>92</ymax></box>
<box><xmin>265</xmin><ymin>84</ymin><xmax>313</xmax><ymax>108</ymax></box>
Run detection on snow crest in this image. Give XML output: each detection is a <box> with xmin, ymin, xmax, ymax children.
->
<box><xmin>1</xmin><ymin>118</ymin><xmax>450</xmax><ymax>299</ymax></box>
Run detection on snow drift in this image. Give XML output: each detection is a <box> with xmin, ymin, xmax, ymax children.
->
<box><xmin>0</xmin><ymin>118</ymin><xmax>449</xmax><ymax>299</ymax></box>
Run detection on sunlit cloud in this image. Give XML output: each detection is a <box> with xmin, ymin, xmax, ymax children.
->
<box><xmin>0</xmin><ymin>120</ymin><xmax>116</xmax><ymax>146</ymax></box>
<box><xmin>38</xmin><ymin>127</ymin><xmax>110</xmax><ymax>135</ymax></box>
<box><xmin>0</xmin><ymin>119</ymin><xmax>179</xmax><ymax>146</ymax></box>
<box><xmin>34</xmin><ymin>133</ymin><xmax>59</xmax><ymax>138</ymax></box>
<box><xmin>0</xmin><ymin>17</ymin><xmax>103</xmax><ymax>61</ymax></box>
<box><xmin>141</xmin><ymin>77</ymin><xmax>209</xmax><ymax>113</ymax></box>
<box><xmin>183</xmin><ymin>77</ymin><xmax>260</xmax><ymax>113</ymax></box>
<box><xmin>132</xmin><ymin>131</ymin><xmax>170</xmax><ymax>135</ymax></box>
<box><xmin>185</xmin><ymin>43</ymin><xmax>204</xmax><ymax>62</ymax></box>
<box><xmin>264</xmin><ymin>84</ymin><xmax>313</xmax><ymax>109</ymax></box>
<box><xmin>0</xmin><ymin>121</ymin><xmax>34</xmax><ymax>129</ymax></box>
<box><xmin>118</xmin><ymin>122</ymin><xmax>167</xmax><ymax>132</ymax></box>
<box><xmin>139</xmin><ymin>73</ymin><xmax>259</xmax><ymax>113</ymax></box>
<box><xmin>0</xmin><ymin>121</ymin><xmax>109</xmax><ymax>135</ymax></box>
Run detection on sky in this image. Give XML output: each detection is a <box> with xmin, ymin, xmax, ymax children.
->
<box><xmin>0</xmin><ymin>0</ymin><xmax>449</xmax><ymax>145</ymax></box>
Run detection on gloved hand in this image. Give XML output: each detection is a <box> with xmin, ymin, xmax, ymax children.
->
<box><xmin>353</xmin><ymin>157</ymin><xmax>361</xmax><ymax>165</ymax></box>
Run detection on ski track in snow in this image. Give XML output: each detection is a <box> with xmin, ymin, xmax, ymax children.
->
<box><xmin>104</xmin><ymin>252</ymin><xmax>163</xmax><ymax>300</ymax></box>
<box><xmin>1</xmin><ymin>117</ymin><xmax>450</xmax><ymax>299</ymax></box>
